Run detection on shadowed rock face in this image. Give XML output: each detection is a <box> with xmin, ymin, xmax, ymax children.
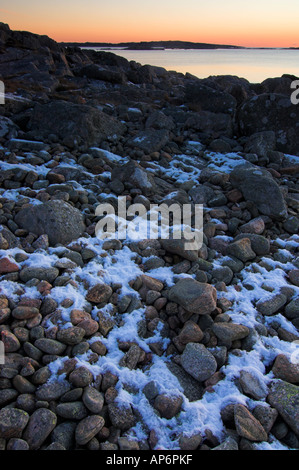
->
<box><xmin>238</xmin><ymin>93</ymin><xmax>299</xmax><ymax>155</ymax></box>
<box><xmin>27</xmin><ymin>101</ymin><xmax>126</xmax><ymax>149</ymax></box>
<box><xmin>230</xmin><ymin>166</ymin><xmax>288</xmax><ymax>220</ymax></box>
<box><xmin>15</xmin><ymin>200</ymin><xmax>86</xmax><ymax>246</ymax></box>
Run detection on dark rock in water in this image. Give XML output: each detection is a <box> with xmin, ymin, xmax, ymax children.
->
<box><xmin>230</xmin><ymin>166</ymin><xmax>288</xmax><ymax>220</ymax></box>
<box><xmin>238</xmin><ymin>93</ymin><xmax>299</xmax><ymax>155</ymax></box>
<box><xmin>27</xmin><ymin>101</ymin><xmax>126</xmax><ymax>149</ymax></box>
<box><xmin>15</xmin><ymin>200</ymin><xmax>85</xmax><ymax>246</ymax></box>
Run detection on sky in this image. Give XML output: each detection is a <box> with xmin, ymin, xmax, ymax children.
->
<box><xmin>0</xmin><ymin>0</ymin><xmax>299</xmax><ymax>47</ymax></box>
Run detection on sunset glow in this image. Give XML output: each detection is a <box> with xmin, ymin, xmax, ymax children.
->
<box><xmin>0</xmin><ymin>0</ymin><xmax>299</xmax><ymax>47</ymax></box>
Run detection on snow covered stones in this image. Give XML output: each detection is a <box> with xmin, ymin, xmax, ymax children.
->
<box><xmin>15</xmin><ymin>200</ymin><xmax>86</xmax><ymax>246</ymax></box>
<box><xmin>168</xmin><ymin>278</ymin><xmax>217</xmax><ymax>315</ymax></box>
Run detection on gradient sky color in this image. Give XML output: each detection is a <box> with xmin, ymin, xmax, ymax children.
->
<box><xmin>0</xmin><ymin>0</ymin><xmax>298</xmax><ymax>47</ymax></box>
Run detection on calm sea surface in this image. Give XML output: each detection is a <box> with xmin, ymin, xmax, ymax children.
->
<box><xmin>85</xmin><ymin>48</ymin><xmax>299</xmax><ymax>83</ymax></box>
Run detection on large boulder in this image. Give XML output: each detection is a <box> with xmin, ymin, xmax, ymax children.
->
<box><xmin>126</xmin><ymin>129</ymin><xmax>170</xmax><ymax>154</ymax></box>
<box><xmin>185</xmin><ymin>82</ymin><xmax>237</xmax><ymax>115</ymax></box>
<box><xmin>230</xmin><ymin>166</ymin><xmax>288</xmax><ymax>220</ymax></box>
<box><xmin>15</xmin><ymin>200</ymin><xmax>86</xmax><ymax>246</ymax></box>
<box><xmin>111</xmin><ymin>160</ymin><xmax>157</xmax><ymax>196</ymax></box>
<box><xmin>184</xmin><ymin>111</ymin><xmax>234</xmax><ymax>138</ymax></box>
<box><xmin>238</xmin><ymin>93</ymin><xmax>299</xmax><ymax>155</ymax></box>
<box><xmin>27</xmin><ymin>101</ymin><xmax>126</xmax><ymax>149</ymax></box>
<box><xmin>168</xmin><ymin>278</ymin><xmax>217</xmax><ymax>314</ymax></box>
<box><xmin>75</xmin><ymin>64</ymin><xmax>126</xmax><ymax>84</ymax></box>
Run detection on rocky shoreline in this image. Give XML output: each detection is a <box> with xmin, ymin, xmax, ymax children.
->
<box><xmin>0</xmin><ymin>22</ymin><xmax>298</xmax><ymax>451</ymax></box>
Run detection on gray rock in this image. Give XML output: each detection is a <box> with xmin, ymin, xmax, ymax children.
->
<box><xmin>6</xmin><ymin>438</ymin><xmax>29</xmax><ymax>450</ymax></box>
<box><xmin>75</xmin><ymin>415</ymin><xmax>105</xmax><ymax>446</ymax></box>
<box><xmin>27</xmin><ymin>100</ymin><xmax>126</xmax><ymax>149</ymax></box>
<box><xmin>267</xmin><ymin>380</ymin><xmax>299</xmax><ymax>436</ymax></box>
<box><xmin>234</xmin><ymin>404</ymin><xmax>268</xmax><ymax>442</ymax></box>
<box><xmin>82</xmin><ymin>387</ymin><xmax>104</xmax><ymax>414</ymax></box>
<box><xmin>0</xmin><ymin>408</ymin><xmax>29</xmax><ymax>439</ymax></box>
<box><xmin>212</xmin><ymin>323</ymin><xmax>250</xmax><ymax>347</ymax></box>
<box><xmin>34</xmin><ymin>338</ymin><xmax>66</xmax><ymax>355</ymax></box>
<box><xmin>168</xmin><ymin>278</ymin><xmax>217</xmax><ymax>314</ymax></box>
<box><xmin>56</xmin><ymin>402</ymin><xmax>88</xmax><ymax>420</ymax></box>
<box><xmin>35</xmin><ymin>381</ymin><xmax>71</xmax><ymax>401</ymax></box>
<box><xmin>153</xmin><ymin>394</ymin><xmax>183</xmax><ymax>419</ymax></box>
<box><xmin>244</xmin><ymin>131</ymin><xmax>276</xmax><ymax>158</ymax></box>
<box><xmin>256</xmin><ymin>293</ymin><xmax>287</xmax><ymax>316</ymax></box>
<box><xmin>226</xmin><ymin>238</ymin><xmax>256</xmax><ymax>262</ymax></box>
<box><xmin>252</xmin><ymin>405</ymin><xmax>278</xmax><ymax>434</ymax></box>
<box><xmin>181</xmin><ymin>343</ymin><xmax>217</xmax><ymax>382</ymax></box>
<box><xmin>238</xmin><ymin>92</ymin><xmax>299</xmax><ymax>155</ymax></box>
<box><xmin>19</xmin><ymin>267</ymin><xmax>59</xmax><ymax>283</ymax></box>
<box><xmin>108</xmin><ymin>403</ymin><xmax>135</xmax><ymax>431</ymax></box>
<box><xmin>127</xmin><ymin>129</ymin><xmax>169</xmax><ymax>154</ymax></box>
<box><xmin>212</xmin><ymin>266</ymin><xmax>234</xmax><ymax>284</ymax></box>
<box><xmin>285</xmin><ymin>298</ymin><xmax>299</xmax><ymax>320</ymax></box>
<box><xmin>230</xmin><ymin>166</ymin><xmax>287</xmax><ymax>220</ymax></box>
<box><xmin>234</xmin><ymin>233</ymin><xmax>270</xmax><ymax>256</ymax></box>
<box><xmin>15</xmin><ymin>200</ymin><xmax>86</xmax><ymax>246</ymax></box>
<box><xmin>23</xmin><ymin>408</ymin><xmax>57</xmax><ymax>450</ymax></box>
<box><xmin>111</xmin><ymin>160</ymin><xmax>157</xmax><ymax>196</ymax></box>
<box><xmin>51</xmin><ymin>422</ymin><xmax>76</xmax><ymax>450</ymax></box>
<box><xmin>161</xmin><ymin>238</ymin><xmax>199</xmax><ymax>262</ymax></box>
<box><xmin>239</xmin><ymin>370</ymin><xmax>268</xmax><ymax>400</ymax></box>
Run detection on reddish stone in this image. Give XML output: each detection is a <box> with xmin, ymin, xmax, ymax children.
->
<box><xmin>70</xmin><ymin>309</ymin><xmax>90</xmax><ymax>325</ymax></box>
<box><xmin>47</xmin><ymin>172</ymin><xmax>65</xmax><ymax>184</ymax></box>
<box><xmin>226</xmin><ymin>188</ymin><xmax>243</xmax><ymax>203</ymax></box>
<box><xmin>0</xmin><ymin>258</ymin><xmax>19</xmax><ymax>275</ymax></box>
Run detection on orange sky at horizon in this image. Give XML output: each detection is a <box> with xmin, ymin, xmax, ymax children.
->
<box><xmin>0</xmin><ymin>0</ymin><xmax>298</xmax><ymax>48</ymax></box>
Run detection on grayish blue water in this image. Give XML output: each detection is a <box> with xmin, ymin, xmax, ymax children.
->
<box><xmin>85</xmin><ymin>47</ymin><xmax>299</xmax><ymax>83</ymax></box>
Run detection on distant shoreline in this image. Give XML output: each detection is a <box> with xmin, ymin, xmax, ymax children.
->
<box><xmin>60</xmin><ymin>40</ymin><xmax>299</xmax><ymax>51</ymax></box>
